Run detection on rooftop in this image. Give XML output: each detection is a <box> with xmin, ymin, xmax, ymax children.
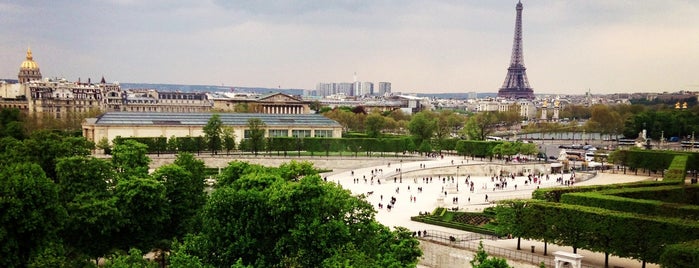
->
<box><xmin>92</xmin><ymin>112</ymin><xmax>342</xmax><ymax>127</ymax></box>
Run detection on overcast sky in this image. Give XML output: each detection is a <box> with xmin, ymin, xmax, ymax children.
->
<box><xmin>1</xmin><ymin>0</ymin><xmax>698</xmax><ymax>94</ymax></box>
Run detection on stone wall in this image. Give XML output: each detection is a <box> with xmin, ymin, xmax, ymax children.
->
<box><xmin>147</xmin><ymin>154</ymin><xmax>397</xmax><ymax>172</ymax></box>
<box><xmin>402</xmin><ymin>162</ymin><xmax>551</xmax><ymax>178</ymax></box>
<box><xmin>418</xmin><ymin>240</ymin><xmax>538</xmax><ymax>268</ymax></box>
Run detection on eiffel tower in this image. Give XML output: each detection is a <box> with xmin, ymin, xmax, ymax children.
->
<box><xmin>497</xmin><ymin>1</ymin><xmax>535</xmax><ymax>99</ymax></box>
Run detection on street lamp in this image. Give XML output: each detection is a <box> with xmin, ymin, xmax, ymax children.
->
<box><xmin>399</xmin><ymin>159</ymin><xmax>403</xmax><ymax>182</ymax></box>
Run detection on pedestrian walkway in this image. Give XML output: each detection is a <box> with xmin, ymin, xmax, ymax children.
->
<box><xmin>327</xmin><ymin>155</ymin><xmax>658</xmax><ymax>268</ymax></box>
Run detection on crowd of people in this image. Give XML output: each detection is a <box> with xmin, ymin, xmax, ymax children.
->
<box><xmin>334</xmin><ymin>158</ymin><xmax>578</xmax><ymax>234</ymax></box>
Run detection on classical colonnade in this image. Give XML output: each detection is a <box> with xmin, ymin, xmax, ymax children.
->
<box><xmin>263</xmin><ymin>105</ymin><xmax>304</xmax><ymax>114</ymax></box>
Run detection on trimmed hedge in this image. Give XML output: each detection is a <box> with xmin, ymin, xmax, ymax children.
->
<box><xmin>666</xmin><ymin>155</ymin><xmax>689</xmax><ymax>182</ymax></box>
<box><xmin>505</xmin><ymin>200</ymin><xmax>699</xmax><ymax>264</ymax></box>
<box><xmin>600</xmin><ymin>185</ymin><xmax>699</xmax><ymax>204</ymax></box>
<box><xmin>659</xmin><ymin>240</ymin><xmax>699</xmax><ymax>268</ymax></box>
<box><xmin>616</xmin><ymin>150</ymin><xmax>699</xmax><ymax>174</ymax></box>
<box><xmin>534</xmin><ymin>154</ymin><xmax>689</xmax><ymax>202</ymax></box>
<box><xmin>560</xmin><ymin>190</ymin><xmax>699</xmax><ymax>220</ymax></box>
<box><xmin>410</xmin><ymin>216</ymin><xmax>498</xmax><ymax>236</ymax></box>
<box><xmin>455</xmin><ymin>140</ymin><xmax>502</xmax><ymax>157</ymax></box>
<box><xmin>531</xmin><ymin>180</ymin><xmax>677</xmax><ymax>202</ymax></box>
<box><xmin>498</xmin><ymin>152</ymin><xmax>699</xmax><ymax>266</ymax></box>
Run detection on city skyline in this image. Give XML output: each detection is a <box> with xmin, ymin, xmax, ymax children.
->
<box><xmin>1</xmin><ymin>1</ymin><xmax>698</xmax><ymax>94</ymax></box>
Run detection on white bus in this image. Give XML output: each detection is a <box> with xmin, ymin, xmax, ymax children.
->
<box><xmin>585</xmin><ymin>152</ymin><xmax>609</xmax><ymax>162</ymax></box>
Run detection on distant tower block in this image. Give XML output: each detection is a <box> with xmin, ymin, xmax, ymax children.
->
<box><xmin>552</xmin><ymin>99</ymin><xmax>560</xmax><ymax>121</ymax></box>
<box><xmin>497</xmin><ymin>1</ymin><xmax>535</xmax><ymax>99</ymax></box>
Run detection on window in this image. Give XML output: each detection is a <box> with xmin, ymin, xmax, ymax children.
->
<box><xmin>269</xmin><ymin>129</ymin><xmax>288</xmax><ymax>137</ymax></box>
<box><xmin>314</xmin><ymin>130</ymin><xmax>333</xmax><ymax>138</ymax></box>
<box><xmin>291</xmin><ymin>130</ymin><xmax>311</xmax><ymax>138</ymax></box>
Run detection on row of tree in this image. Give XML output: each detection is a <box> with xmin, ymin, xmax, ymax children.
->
<box><xmin>0</xmin><ymin>128</ymin><xmax>422</xmax><ymax>267</ymax></box>
<box><xmin>495</xmin><ymin>153</ymin><xmax>698</xmax><ymax>267</ymax></box>
<box><xmin>0</xmin><ymin>133</ymin><xmax>208</xmax><ymax>267</ymax></box>
<box><xmin>323</xmin><ymin>102</ymin><xmax>699</xmax><ymax>143</ymax></box>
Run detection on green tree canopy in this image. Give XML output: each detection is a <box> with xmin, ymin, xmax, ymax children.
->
<box><xmin>113</xmin><ymin>178</ymin><xmax>168</xmax><ymax>251</ymax></box>
<box><xmin>246</xmin><ymin>118</ymin><xmax>266</xmax><ymax>155</ymax></box>
<box><xmin>462</xmin><ymin>112</ymin><xmax>498</xmax><ymax>141</ymax></box>
<box><xmin>470</xmin><ymin>241</ymin><xmax>513</xmax><ymax>268</ymax></box>
<box><xmin>111</xmin><ymin>139</ymin><xmax>151</xmax><ymax>180</ymax></box>
<box><xmin>184</xmin><ymin>162</ymin><xmax>421</xmax><ymax>267</ymax></box>
<box><xmin>203</xmin><ymin>113</ymin><xmax>223</xmax><ymax>154</ymax></box>
<box><xmin>0</xmin><ymin>163</ymin><xmax>66</xmax><ymax>267</ymax></box>
<box><xmin>408</xmin><ymin>111</ymin><xmax>437</xmax><ymax>145</ymax></box>
<box><xmin>222</xmin><ymin>126</ymin><xmax>236</xmax><ymax>154</ymax></box>
<box><xmin>152</xmin><ymin>163</ymin><xmax>206</xmax><ymax>239</ymax></box>
<box><xmin>365</xmin><ymin>112</ymin><xmax>386</xmax><ymax>138</ymax></box>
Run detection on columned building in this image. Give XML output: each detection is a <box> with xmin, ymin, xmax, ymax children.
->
<box><xmin>211</xmin><ymin>93</ymin><xmax>311</xmax><ymax>114</ymax></box>
<box><xmin>256</xmin><ymin>93</ymin><xmax>311</xmax><ymax>114</ymax></box>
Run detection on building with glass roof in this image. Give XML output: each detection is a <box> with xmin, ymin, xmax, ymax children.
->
<box><xmin>82</xmin><ymin>112</ymin><xmax>343</xmax><ymax>145</ymax></box>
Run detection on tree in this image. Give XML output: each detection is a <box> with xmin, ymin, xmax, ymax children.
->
<box><xmin>436</xmin><ymin>110</ymin><xmax>465</xmax><ymax>139</ymax></box>
<box><xmin>103</xmin><ymin>248</ymin><xmax>157</xmax><ymax>268</ymax></box>
<box><xmin>462</xmin><ymin>112</ymin><xmax>498</xmax><ymax>141</ymax></box>
<box><xmin>309</xmin><ymin>100</ymin><xmax>322</xmax><ymax>113</ymax></box>
<box><xmin>153</xmin><ymin>136</ymin><xmax>167</xmax><ymax>156</ymax></box>
<box><xmin>408</xmin><ymin>111</ymin><xmax>437</xmax><ymax>145</ymax></box>
<box><xmin>203</xmin><ymin>114</ymin><xmax>223</xmax><ymax>154</ymax></box>
<box><xmin>56</xmin><ymin>156</ymin><xmax>115</xmax><ymax>201</ymax></box>
<box><xmin>519</xmin><ymin>143</ymin><xmax>538</xmax><ymax>158</ymax></box>
<box><xmin>495</xmin><ymin>200</ymin><xmax>528</xmax><ymax>250</ymax></box>
<box><xmin>365</xmin><ymin>112</ymin><xmax>386</xmax><ymax>138</ymax></box>
<box><xmin>323</xmin><ymin>108</ymin><xmax>354</xmax><ymax>132</ymax></box>
<box><xmin>246</xmin><ymin>118</ymin><xmax>266</xmax><ymax>156</ymax></box>
<box><xmin>152</xmin><ymin>163</ymin><xmax>206</xmax><ymax>239</ymax></box>
<box><xmin>278</xmin><ymin>160</ymin><xmax>317</xmax><ymax>181</ymax></box>
<box><xmin>0</xmin><ymin>108</ymin><xmax>25</xmax><ymax>140</ymax></box>
<box><xmin>222</xmin><ymin>126</ymin><xmax>236</xmax><ymax>154</ymax></box>
<box><xmin>186</xmin><ymin>164</ymin><xmax>421</xmax><ymax>267</ymax></box>
<box><xmin>168</xmin><ymin>240</ymin><xmax>217</xmax><ymax>268</ymax></box>
<box><xmin>167</xmin><ymin>135</ymin><xmax>179</xmax><ymax>152</ymax></box>
<box><xmin>418</xmin><ymin>140</ymin><xmax>433</xmax><ymax>155</ymax></box>
<box><xmin>494</xmin><ymin>104</ymin><xmax>522</xmax><ymax>127</ymax></box>
<box><xmin>55</xmin><ymin>156</ymin><xmax>121</xmax><ymax>262</ymax></box>
<box><xmin>470</xmin><ymin>241</ymin><xmax>512</xmax><ymax>268</ymax></box>
<box><xmin>22</xmin><ymin>130</ymin><xmax>94</xmax><ymax>180</ymax></box>
<box><xmin>113</xmin><ymin>178</ymin><xmax>169</xmax><ymax>251</ymax></box>
<box><xmin>587</xmin><ymin>104</ymin><xmax>623</xmax><ymax>140</ymax></box>
<box><xmin>96</xmin><ymin>137</ymin><xmax>111</xmax><ymax>154</ymax></box>
<box><xmin>173</xmin><ymin>152</ymin><xmax>206</xmax><ymax>181</ymax></box>
<box><xmin>0</xmin><ymin>163</ymin><xmax>66</xmax><ymax>268</ymax></box>
<box><xmin>111</xmin><ymin>139</ymin><xmax>151</xmax><ymax>180</ymax></box>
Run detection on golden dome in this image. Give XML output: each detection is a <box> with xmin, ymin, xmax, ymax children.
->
<box><xmin>20</xmin><ymin>47</ymin><xmax>39</xmax><ymax>70</ymax></box>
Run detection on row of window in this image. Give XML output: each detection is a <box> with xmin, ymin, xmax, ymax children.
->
<box><xmin>244</xmin><ymin>129</ymin><xmax>333</xmax><ymax>139</ymax></box>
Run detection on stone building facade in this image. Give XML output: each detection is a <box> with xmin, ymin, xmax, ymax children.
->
<box><xmin>82</xmin><ymin>112</ymin><xmax>343</xmax><ymax>145</ymax></box>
